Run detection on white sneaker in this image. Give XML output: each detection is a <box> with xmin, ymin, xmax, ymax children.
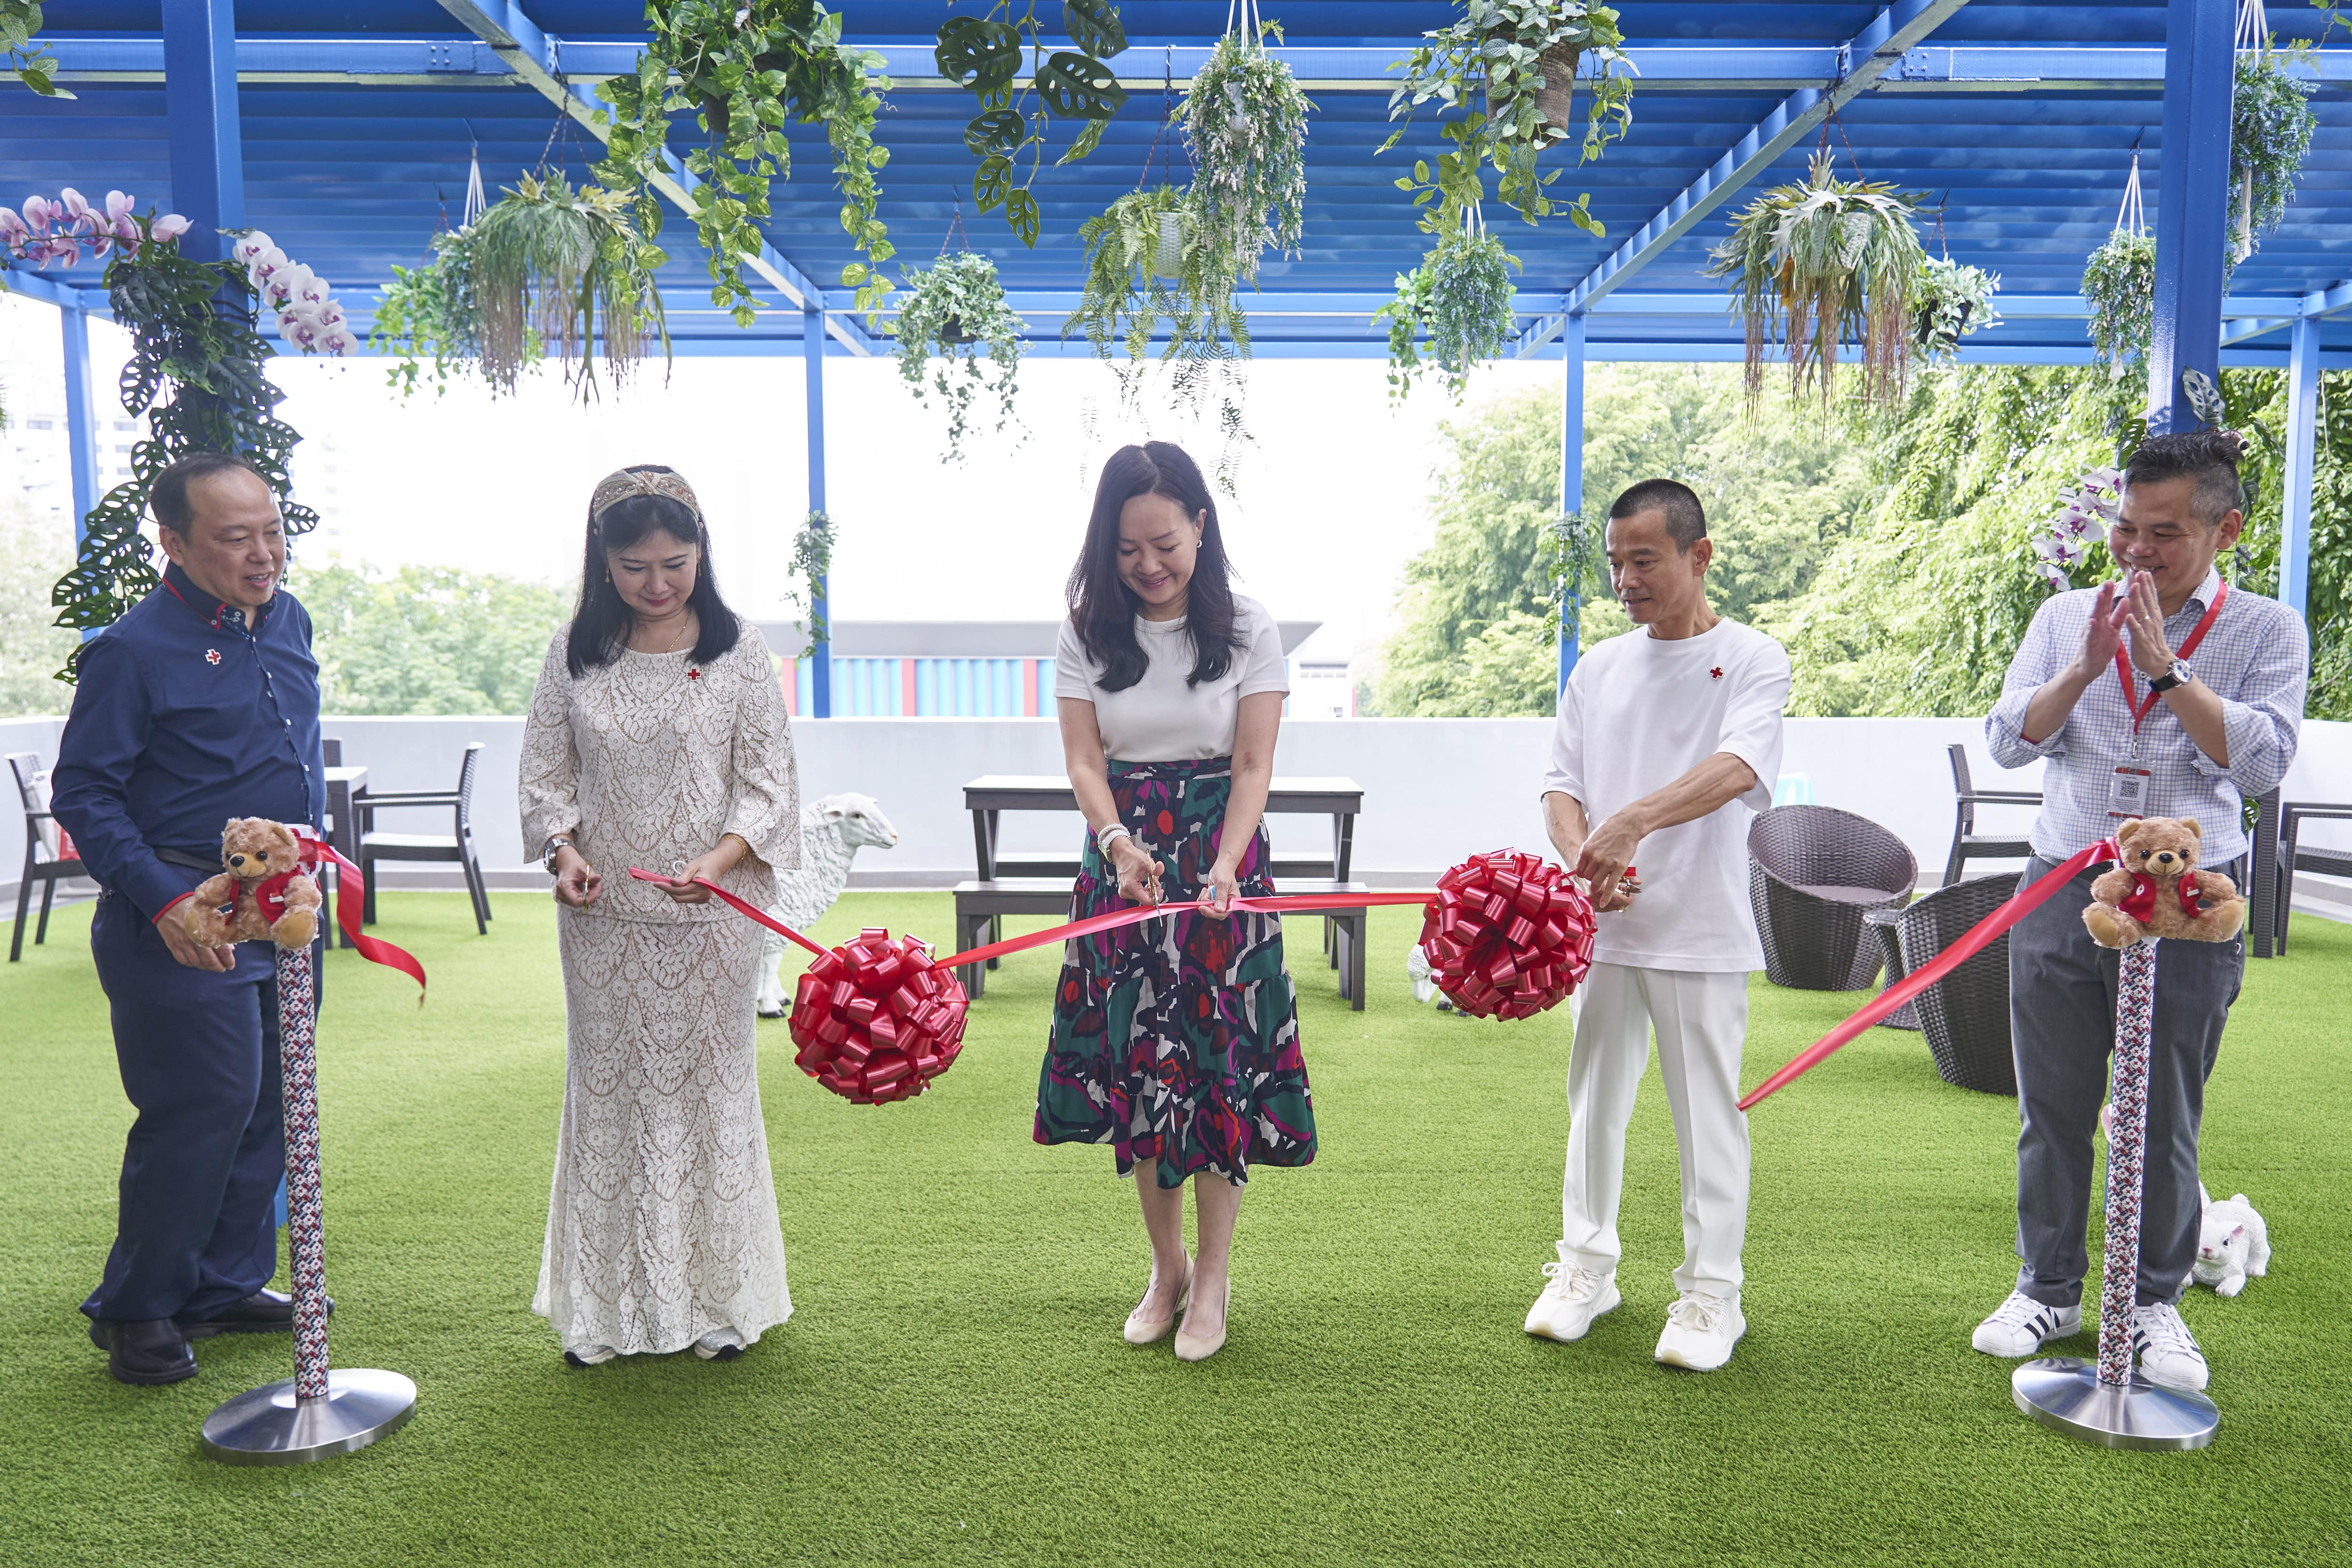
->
<box><xmin>1524</xmin><ymin>1245</ymin><xmax>1619</xmax><ymax>1342</ymax></box>
<box><xmin>1654</xmin><ymin>1292</ymin><xmax>1745</xmax><ymax>1371</ymax></box>
<box><xmin>693</xmin><ymin>1328</ymin><xmax>747</xmax><ymax>1361</ymax></box>
<box><xmin>2131</xmin><ymin>1302</ymin><xmax>2209</xmax><ymax>1392</ymax></box>
<box><xmin>1971</xmin><ymin>1291</ymin><xmax>2082</xmax><ymax>1357</ymax></box>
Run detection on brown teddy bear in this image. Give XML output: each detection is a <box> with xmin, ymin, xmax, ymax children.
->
<box><xmin>2082</xmin><ymin>816</ymin><xmax>2247</xmax><ymax>949</ymax></box>
<box><xmin>183</xmin><ymin>817</ymin><xmax>322</xmax><ymax>950</ymax></box>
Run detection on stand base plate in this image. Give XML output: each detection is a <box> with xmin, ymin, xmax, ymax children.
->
<box><xmin>2011</xmin><ymin>1357</ymin><xmax>2218</xmax><ymax>1450</ymax></box>
<box><xmin>200</xmin><ymin>1368</ymin><xmax>417</xmax><ymax>1465</ymax></box>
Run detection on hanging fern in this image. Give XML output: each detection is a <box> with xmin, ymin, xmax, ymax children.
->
<box><xmin>2082</xmin><ymin>230</ymin><xmax>2156</xmax><ymax>380</ymax></box>
<box><xmin>891</xmin><ymin>252</ymin><xmax>1026</xmax><ymax>463</ymax></box>
<box><xmin>1705</xmin><ymin>150</ymin><xmax>1927</xmax><ymax>404</ymax></box>
<box><xmin>2230</xmin><ymin>48</ymin><xmax>2318</xmax><ymax>263</ymax></box>
<box><xmin>1182</xmin><ymin>31</ymin><xmax>1312</xmax><ymax>281</ymax></box>
<box><xmin>469</xmin><ymin>173</ymin><xmax>667</xmax><ymax>399</ymax></box>
<box><xmin>1375</xmin><ymin>224</ymin><xmax>1520</xmax><ymax>402</ymax></box>
<box><xmin>48</xmin><ymin>212</ymin><xmax>314</xmax><ymax>680</ymax></box>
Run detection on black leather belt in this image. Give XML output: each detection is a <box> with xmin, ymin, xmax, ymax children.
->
<box><xmin>154</xmin><ymin>847</ymin><xmax>224</xmax><ymax>874</ymax></box>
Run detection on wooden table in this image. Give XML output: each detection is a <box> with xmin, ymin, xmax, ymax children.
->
<box><xmin>955</xmin><ymin>774</ymin><xmax>1370</xmax><ymax>1007</ymax></box>
<box><xmin>322</xmin><ymin>764</ymin><xmax>366</xmax><ymax>948</ymax></box>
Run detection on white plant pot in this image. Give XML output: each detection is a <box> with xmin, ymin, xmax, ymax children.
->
<box><xmin>1152</xmin><ymin>212</ymin><xmax>1184</xmax><ymax>279</ymax></box>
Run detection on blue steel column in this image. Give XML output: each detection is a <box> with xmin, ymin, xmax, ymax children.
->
<box><xmin>804</xmin><ymin>303</ymin><xmax>833</xmax><ymax>718</ymax></box>
<box><xmin>2278</xmin><ymin>314</ymin><xmax>2319</xmax><ymax>620</ymax></box>
<box><xmin>59</xmin><ymin>303</ymin><xmax>102</xmax><ymax>548</ymax></box>
<box><xmin>1557</xmin><ymin>311</ymin><xmax>1588</xmax><ymax>697</ymax></box>
<box><xmin>161</xmin><ymin>0</ymin><xmax>244</xmax><ymax>265</ymax></box>
<box><xmin>2144</xmin><ymin>0</ymin><xmax>2235</xmax><ymax>434</ymax></box>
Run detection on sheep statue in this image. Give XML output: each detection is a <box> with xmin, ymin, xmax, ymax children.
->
<box><xmin>753</xmin><ymin>792</ymin><xmax>901</xmax><ymax>1019</ymax></box>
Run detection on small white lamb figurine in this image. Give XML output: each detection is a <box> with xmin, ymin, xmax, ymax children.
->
<box><xmin>2193</xmin><ymin>1188</ymin><xmax>2271</xmax><ymax>1297</ymax></box>
<box><xmin>753</xmin><ymin>793</ymin><xmax>900</xmax><ymax>1019</ymax></box>
<box><xmin>1406</xmin><ymin>943</ymin><xmax>1437</xmax><ymax>1004</ymax></box>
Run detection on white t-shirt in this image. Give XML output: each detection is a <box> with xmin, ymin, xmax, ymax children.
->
<box><xmin>1056</xmin><ymin>594</ymin><xmax>1290</xmax><ymax>761</ymax></box>
<box><xmin>1542</xmin><ymin>618</ymin><xmax>1792</xmax><ymax>972</ymax></box>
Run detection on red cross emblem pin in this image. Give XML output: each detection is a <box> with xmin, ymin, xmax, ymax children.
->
<box><xmin>686</xmin><ymin>668</ymin><xmax>700</xmax><ymax>681</ymax></box>
<box><xmin>1709</xmin><ymin>666</ymin><xmax>1724</xmax><ymax>681</ymax></box>
<box><xmin>205</xmin><ymin>648</ymin><xmax>222</xmax><ymax>665</ymax></box>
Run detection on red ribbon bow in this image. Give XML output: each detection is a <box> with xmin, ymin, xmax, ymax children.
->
<box><xmin>289</xmin><ymin>828</ymin><xmax>428</xmax><ymax>997</ymax></box>
<box><xmin>1417</xmin><ymin>850</ymin><xmax>1597</xmax><ymax>1020</ymax></box>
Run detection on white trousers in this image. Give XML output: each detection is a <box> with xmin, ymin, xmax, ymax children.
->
<box><xmin>1561</xmin><ymin>963</ymin><xmax>1753</xmax><ymax>1300</ymax></box>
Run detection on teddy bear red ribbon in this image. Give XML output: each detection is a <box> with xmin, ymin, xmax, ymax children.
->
<box><xmin>287</xmin><ymin>827</ymin><xmax>427</xmax><ymax>995</ymax></box>
<box><xmin>2116</xmin><ymin>870</ymin><xmax>2206</xmax><ymax>925</ymax></box>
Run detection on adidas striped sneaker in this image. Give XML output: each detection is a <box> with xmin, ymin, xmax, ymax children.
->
<box><xmin>1971</xmin><ymin>1290</ymin><xmax>2082</xmax><ymax>1356</ymax></box>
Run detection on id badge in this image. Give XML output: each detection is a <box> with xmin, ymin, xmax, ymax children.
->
<box><xmin>2108</xmin><ymin>765</ymin><xmax>2153</xmax><ymax>819</ymax></box>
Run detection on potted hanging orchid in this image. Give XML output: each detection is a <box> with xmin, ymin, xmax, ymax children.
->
<box><xmin>0</xmin><ymin>189</ymin><xmax>188</xmax><ymax>267</ymax></box>
<box><xmin>1705</xmin><ymin>150</ymin><xmax>1928</xmax><ymax>404</ymax></box>
<box><xmin>891</xmin><ymin>250</ymin><xmax>1025</xmax><ymax>464</ymax></box>
<box><xmin>230</xmin><ymin>231</ymin><xmax>360</xmax><ymax>356</ymax></box>
<box><xmin>1375</xmin><ymin>212</ymin><xmax>1521</xmax><ymax>401</ymax></box>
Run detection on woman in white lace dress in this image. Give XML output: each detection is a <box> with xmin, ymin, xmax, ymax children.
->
<box><xmin>518</xmin><ymin>465</ymin><xmax>800</xmax><ymax>1366</ymax></box>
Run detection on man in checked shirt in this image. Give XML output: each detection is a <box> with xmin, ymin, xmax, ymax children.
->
<box><xmin>1969</xmin><ymin>430</ymin><xmax>2307</xmax><ymax>1393</ymax></box>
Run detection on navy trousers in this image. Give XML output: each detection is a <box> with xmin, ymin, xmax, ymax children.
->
<box><xmin>81</xmin><ymin>889</ymin><xmax>318</xmax><ymax>1325</ymax></box>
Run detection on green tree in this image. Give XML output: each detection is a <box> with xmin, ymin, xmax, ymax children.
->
<box><xmin>292</xmin><ymin>558</ymin><xmax>572</xmax><ymax>716</ymax></box>
<box><xmin>1375</xmin><ymin>366</ymin><xmax>1879</xmax><ymax>715</ymax></box>
<box><xmin>0</xmin><ymin>501</ymin><xmax>79</xmax><ymax>716</ymax></box>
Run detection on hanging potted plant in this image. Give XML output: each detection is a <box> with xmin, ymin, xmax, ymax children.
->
<box><xmin>1181</xmin><ymin>7</ymin><xmax>1312</xmax><ymax>282</ymax></box>
<box><xmin>2081</xmin><ymin>147</ymin><xmax>2154</xmax><ymax>381</ymax></box>
<box><xmin>1375</xmin><ymin>211</ymin><xmax>1521</xmax><ymax>401</ymax></box>
<box><xmin>468</xmin><ymin>172</ymin><xmax>668</xmax><ymax>399</ymax></box>
<box><xmin>2229</xmin><ymin>37</ymin><xmax>2317</xmax><ymax>264</ymax></box>
<box><xmin>1912</xmin><ymin>256</ymin><xmax>2001</xmax><ymax>362</ymax></box>
<box><xmin>1705</xmin><ymin>149</ymin><xmax>1927</xmax><ymax>404</ymax></box>
<box><xmin>891</xmin><ymin>250</ymin><xmax>1025</xmax><ymax>464</ymax></box>
<box><xmin>1383</xmin><ymin>0</ymin><xmax>1636</xmax><ymax>234</ymax></box>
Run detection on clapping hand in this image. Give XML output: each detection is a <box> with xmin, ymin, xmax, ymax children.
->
<box><xmin>2120</xmin><ymin>569</ymin><xmax>2178</xmax><ymax>678</ymax></box>
<box><xmin>2074</xmin><ymin>577</ymin><xmax>2134</xmax><ymax>677</ymax></box>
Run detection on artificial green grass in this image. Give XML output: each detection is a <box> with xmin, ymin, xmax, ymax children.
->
<box><xmin>2</xmin><ymin>891</ymin><xmax>2347</xmax><ymax>1566</ymax></box>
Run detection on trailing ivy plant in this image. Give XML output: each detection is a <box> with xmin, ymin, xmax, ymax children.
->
<box><xmin>1912</xmin><ymin>256</ymin><xmax>2002</xmax><ymax>362</ymax></box>
<box><xmin>783</xmin><ymin>509</ymin><xmax>833</xmax><ymax>659</ymax></box>
<box><xmin>1383</xmin><ymin>0</ymin><xmax>1634</xmax><ymax>234</ymax></box>
<box><xmin>1375</xmin><ymin>220</ymin><xmax>1521</xmax><ymax>402</ymax></box>
<box><xmin>1705</xmin><ymin>150</ymin><xmax>1927</xmax><ymax>405</ymax></box>
<box><xmin>1182</xmin><ymin>26</ymin><xmax>1312</xmax><ymax>281</ymax></box>
<box><xmin>2230</xmin><ymin>46</ymin><xmax>2318</xmax><ymax>263</ymax></box>
<box><xmin>469</xmin><ymin>173</ymin><xmax>668</xmax><ymax>399</ymax></box>
<box><xmin>370</xmin><ymin>227</ymin><xmax>542</xmax><ymax>400</ymax></box>
<box><xmin>936</xmin><ymin>1</ymin><xmax>1128</xmax><ymax>247</ymax></box>
<box><xmin>596</xmin><ymin>0</ymin><xmax>893</xmax><ymax>323</ymax></box>
<box><xmin>49</xmin><ymin>212</ymin><xmax>314</xmax><ymax>680</ymax></box>
<box><xmin>891</xmin><ymin>251</ymin><xmax>1026</xmax><ymax>463</ymax></box>
<box><xmin>2082</xmin><ymin>229</ymin><xmax>2156</xmax><ymax>381</ymax></box>
<box><xmin>2</xmin><ymin>2</ymin><xmax>70</xmax><ymax>97</ymax></box>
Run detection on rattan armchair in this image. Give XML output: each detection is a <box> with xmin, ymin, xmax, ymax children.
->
<box><xmin>1748</xmin><ymin>805</ymin><xmax>1918</xmax><ymax>991</ymax></box>
<box><xmin>1897</xmin><ymin>874</ymin><xmax>2019</xmax><ymax>1096</ymax></box>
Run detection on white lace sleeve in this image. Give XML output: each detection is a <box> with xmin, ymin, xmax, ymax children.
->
<box><xmin>720</xmin><ymin>627</ymin><xmax>801</xmax><ymax>872</ymax></box>
<box><xmin>518</xmin><ymin>629</ymin><xmax>580</xmax><ymax>858</ymax></box>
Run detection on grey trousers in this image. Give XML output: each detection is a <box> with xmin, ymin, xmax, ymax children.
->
<box><xmin>2007</xmin><ymin>854</ymin><xmax>2244</xmax><ymax>1309</ymax></box>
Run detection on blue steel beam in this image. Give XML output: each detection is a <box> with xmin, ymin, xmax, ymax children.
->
<box><xmin>431</xmin><ymin>0</ymin><xmax>876</xmax><ymax>356</ymax></box>
<box><xmin>804</xmin><ymin>303</ymin><xmax>832</xmax><ymax>720</ymax></box>
<box><xmin>2280</xmin><ymin>315</ymin><xmax>2320</xmax><ymax>621</ymax></box>
<box><xmin>2145</xmin><ymin>0</ymin><xmax>2236</xmax><ymax>435</ymax></box>
<box><xmin>161</xmin><ymin>0</ymin><xmax>245</xmax><ymax>266</ymax></box>
<box><xmin>0</xmin><ymin>267</ymin><xmax>110</xmax><ymax>314</ymax></box>
<box><xmin>1558</xmin><ymin>311</ymin><xmax>1587</xmax><ymax>697</ymax></box>
<box><xmin>1517</xmin><ymin>0</ymin><xmax>1977</xmax><ymax>358</ymax></box>
<box><xmin>60</xmin><ymin>303</ymin><xmax>103</xmax><ymax>551</ymax></box>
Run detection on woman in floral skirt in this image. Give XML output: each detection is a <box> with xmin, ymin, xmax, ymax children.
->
<box><xmin>1037</xmin><ymin>440</ymin><xmax>1311</xmax><ymax>1363</ymax></box>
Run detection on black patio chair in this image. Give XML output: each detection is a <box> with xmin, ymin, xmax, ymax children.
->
<box><xmin>10</xmin><ymin>752</ymin><xmax>87</xmax><ymax>962</ymax></box>
<box><xmin>2276</xmin><ymin>799</ymin><xmax>2352</xmax><ymax>956</ymax></box>
<box><xmin>1896</xmin><ymin>874</ymin><xmax>2020</xmax><ymax>1096</ymax></box>
<box><xmin>1748</xmin><ymin>805</ymin><xmax>1918</xmax><ymax>991</ymax></box>
<box><xmin>358</xmin><ymin>741</ymin><xmax>490</xmax><ymax>934</ymax></box>
<box><xmin>1943</xmin><ymin>744</ymin><xmax>2040</xmax><ymax>887</ymax></box>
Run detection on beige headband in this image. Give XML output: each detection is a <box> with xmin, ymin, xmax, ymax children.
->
<box><xmin>590</xmin><ymin>467</ymin><xmax>702</xmax><ymax>528</ymax></box>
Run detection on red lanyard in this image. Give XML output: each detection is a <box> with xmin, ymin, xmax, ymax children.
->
<box><xmin>2115</xmin><ymin>580</ymin><xmax>2227</xmax><ymax>732</ymax></box>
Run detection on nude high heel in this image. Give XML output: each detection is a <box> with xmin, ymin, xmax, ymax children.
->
<box><xmin>1173</xmin><ymin>1277</ymin><xmax>1230</xmax><ymax>1362</ymax></box>
<box><xmin>1123</xmin><ymin>1258</ymin><xmax>1194</xmax><ymax>1345</ymax></box>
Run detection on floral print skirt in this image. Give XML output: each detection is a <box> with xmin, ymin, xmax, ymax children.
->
<box><xmin>1034</xmin><ymin>756</ymin><xmax>1315</xmax><ymax>1188</ymax></box>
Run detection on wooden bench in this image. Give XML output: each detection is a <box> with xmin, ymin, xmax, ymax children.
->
<box><xmin>952</xmin><ymin>876</ymin><xmax>1372</xmax><ymax>1008</ymax></box>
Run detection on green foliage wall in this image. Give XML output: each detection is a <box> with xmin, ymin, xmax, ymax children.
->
<box><xmin>0</xmin><ymin>501</ymin><xmax>80</xmax><ymax>716</ymax></box>
<box><xmin>294</xmin><ymin>559</ymin><xmax>571</xmax><ymax>716</ymax></box>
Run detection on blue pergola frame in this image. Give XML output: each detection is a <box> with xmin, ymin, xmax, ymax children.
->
<box><xmin>7</xmin><ymin>0</ymin><xmax>2348</xmax><ymax>711</ymax></box>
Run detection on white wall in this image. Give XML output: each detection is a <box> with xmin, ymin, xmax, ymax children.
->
<box><xmin>9</xmin><ymin>712</ymin><xmax>2348</xmax><ymax>901</ymax></box>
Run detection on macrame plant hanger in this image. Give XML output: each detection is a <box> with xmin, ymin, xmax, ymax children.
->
<box><xmin>937</xmin><ymin>194</ymin><xmax>977</xmax><ymax>343</ymax></box>
<box><xmin>2115</xmin><ymin>138</ymin><xmax>2148</xmax><ymax>241</ymax></box>
<box><xmin>463</xmin><ymin>122</ymin><xmax>488</xmax><ymax>229</ymax></box>
<box><xmin>2231</xmin><ymin>0</ymin><xmax>2270</xmax><ymax>262</ymax></box>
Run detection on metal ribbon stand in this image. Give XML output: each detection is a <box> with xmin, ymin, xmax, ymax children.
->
<box><xmin>201</xmin><ymin>942</ymin><xmax>416</xmax><ymax>1464</ymax></box>
<box><xmin>2011</xmin><ymin>939</ymin><xmax>2220</xmax><ymax>1449</ymax></box>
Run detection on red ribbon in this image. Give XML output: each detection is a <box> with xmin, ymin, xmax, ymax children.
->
<box><xmin>1415</xmin><ymin>850</ymin><xmax>1597</xmax><ymax>1020</ymax></box>
<box><xmin>789</xmin><ymin>928</ymin><xmax>969</xmax><ymax>1104</ymax></box>
<box><xmin>291</xmin><ymin>829</ymin><xmax>428</xmax><ymax>997</ymax></box>
<box><xmin>2116</xmin><ymin>869</ymin><xmax>2202</xmax><ymax>925</ymax></box>
<box><xmin>1737</xmin><ymin>838</ymin><xmax>2118</xmax><ymax>1111</ymax></box>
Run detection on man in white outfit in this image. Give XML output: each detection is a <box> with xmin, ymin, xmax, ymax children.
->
<box><xmin>1526</xmin><ymin>479</ymin><xmax>1791</xmax><ymax>1371</ymax></box>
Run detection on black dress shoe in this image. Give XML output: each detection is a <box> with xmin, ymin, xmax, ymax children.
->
<box><xmin>89</xmin><ymin>1317</ymin><xmax>198</xmax><ymax>1386</ymax></box>
<box><xmin>180</xmin><ymin>1288</ymin><xmax>334</xmax><ymax>1339</ymax></box>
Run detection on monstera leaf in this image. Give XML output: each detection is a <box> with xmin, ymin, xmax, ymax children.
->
<box><xmin>964</xmin><ymin>108</ymin><xmax>1026</xmax><ymax>156</ymax></box>
<box><xmin>937</xmin><ymin>17</ymin><xmax>1022</xmax><ymax>96</ymax></box>
<box><xmin>1037</xmin><ymin>51</ymin><xmax>1127</xmax><ymax>119</ymax></box>
<box><xmin>1062</xmin><ymin>0</ymin><xmax>1127</xmax><ymax>59</ymax></box>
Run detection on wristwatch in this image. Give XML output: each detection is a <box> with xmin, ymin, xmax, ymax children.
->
<box><xmin>542</xmin><ymin>835</ymin><xmax>574</xmax><ymax>874</ymax></box>
<box><xmin>2148</xmin><ymin>659</ymin><xmax>2193</xmax><ymax>694</ymax></box>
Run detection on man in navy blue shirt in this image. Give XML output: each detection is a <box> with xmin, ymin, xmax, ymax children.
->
<box><xmin>51</xmin><ymin>452</ymin><xmax>329</xmax><ymax>1385</ymax></box>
